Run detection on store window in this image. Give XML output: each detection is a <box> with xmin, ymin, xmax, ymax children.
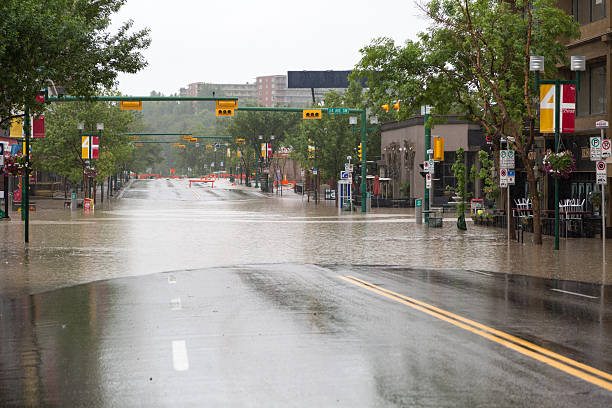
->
<box><xmin>576</xmin><ymin>64</ymin><xmax>607</xmax><ymax>116</ymax></box>
<box><xmin>573</xmin><ymin>0</ymin><xmax>606</xmax><ymax>24</ymax></box>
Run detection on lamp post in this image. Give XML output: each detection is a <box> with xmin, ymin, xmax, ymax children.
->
<box><xmin>256</xmin><ymin>135</ymin><xmax>263</xmax><ymax>188</ymax></box>
<box><xmin>530</xmin><ymin>55</ymin><xmax>585</xmax><ymax>250</ymax></box>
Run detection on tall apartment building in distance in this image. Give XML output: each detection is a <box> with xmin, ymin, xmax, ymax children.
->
<box><xmin>180</xmin><ymin>75</ymin><xmax>344</xmax><ymax>108</ymax></box>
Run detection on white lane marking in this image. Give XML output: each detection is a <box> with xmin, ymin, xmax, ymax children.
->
<box><xmin>167</xmin><ymin>275</ymin><xmax>177</xmax><ymax>284</ymax></box>
<box><xmin>172</xmin><ymin>340</ymin><xmax>189</xmax><ymax>371</ymax></box>
<box><xmin>550</xmin><ymin>289</ymin><xmax>598</xmax><ymax>299</ymax></box>
<box><xmin>170</xmin><ymin>297</ymin><xmax>182</xmax><ymax>310</ymax></box>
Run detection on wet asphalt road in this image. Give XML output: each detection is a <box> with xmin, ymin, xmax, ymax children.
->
<box><xmin>1</xmin><ymin>263</ymin><xmax>610</xmax><ymax>407</ymax></box>
<box><xmin>0</xmin><ymin>179</ymin><xmax>611</xmax><ymax>406</ymax></box>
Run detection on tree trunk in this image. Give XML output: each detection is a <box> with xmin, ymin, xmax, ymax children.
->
<box><xmin>100</xmin><ymin>179</ymin><xmax>104</xmax><ymax>203</ymax></box>
<box><xmin>518</xmin><ymin>149</ymin><xmax>542</xmax><ymax>245</ymax></box>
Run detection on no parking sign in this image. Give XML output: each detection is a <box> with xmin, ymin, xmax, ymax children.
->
<box><xmin>602</xmin><ymin>139</ymin><xmax>611</xmax><ymax>158</ymax></box>
<box><xmin>596</xmin><ymin>160</ymin><xmax>607</xmax><ymax>185</ymax></box>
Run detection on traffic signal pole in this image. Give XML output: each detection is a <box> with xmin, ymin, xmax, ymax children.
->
<box><xmin>360</xmin><ymin>110</ymin><xmax>367</xmax><ymax>213</ymax></box>
<box><xmin>424</xmin><ymin>110</ymin><xmax>431</xmax><ymax>223</ymax></box>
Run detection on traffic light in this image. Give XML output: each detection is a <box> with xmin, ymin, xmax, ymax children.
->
<box><xmin>433</xmin><ymin>136</ymin><xmax>444</xmax><ymax>161</ymax></box>
<box><xmin>357</xmin><ymin>142</ymin><xmax>362</xmax><ymax>160</ymax></box>
<box><xmin>381</xmin><ymin>104</ymin><xmax>389</xmax><ymax>112</ymax></box>
<box><xmin>303</xmin><ymin>109</ymin><xmax>322</xmax><ymax>119</ymax></box>
<box><xmin>392</xmin><ymin>101</ymin><xmax>400</xmax><ymax>111</ymax></box>
<box><xmin>215</xmin><ymin>100</ymin><xmax>237</xmax><ymax>117</ymax></box>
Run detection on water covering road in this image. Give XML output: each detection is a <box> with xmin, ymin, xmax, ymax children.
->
<box><xmin>0</xmin><ymin>178</ymin><xmax>610</xmax><ymax>406</ymax></box>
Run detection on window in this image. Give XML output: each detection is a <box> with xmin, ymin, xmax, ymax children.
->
<box><xmin>576</xmin><ymin>64</ymin><xmax>607</xmax><ymax>116</ymax></box>
<box><xmin>573</xmin><ymin>0</ymin><xmax>606</xmax><ymax>24</ymax></box>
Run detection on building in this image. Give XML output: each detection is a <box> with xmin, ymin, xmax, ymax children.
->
<box><xmin>179</xmin><ymin>82</ymin><xmax>257</xmax><ymax>105</ymax></box>
<box><xmin>380</xmin><ymin>115</ymin><xmax>486</xmax><ymax>202</ymax></box>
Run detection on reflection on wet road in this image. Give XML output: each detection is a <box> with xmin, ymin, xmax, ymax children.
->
<box><xmin>0</xmin><ymin>179</ymin><xmax>610</xmax><ymax>406</ymax></box>
<box><xmin>0</xmin><ymin>264</ymin><xmax>610</xmax><ymax>406</ymax></box>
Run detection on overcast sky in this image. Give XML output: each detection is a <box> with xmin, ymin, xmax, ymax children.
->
<box><xmin>111</xmin><ymin>0</ymin><xmax>427</xmax><ymax>96</ymax></box>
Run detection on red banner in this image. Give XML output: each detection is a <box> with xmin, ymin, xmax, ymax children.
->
<box><xmin>92</xmin><ymin>136</ymin><xmax>99</xmax><ymax>159</ymax></box>
<box><xmin>33</xmin><ymin>115</ymin><xmax>45</xmax><ymax>138</ymax></box>
<box><xmin>561</xmin><ymin>84</ymin><xmax>576</xmax><ymax>133</ymax></box>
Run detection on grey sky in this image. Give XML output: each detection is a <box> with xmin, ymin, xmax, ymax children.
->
<box><xmin>111</xmin><ymin>0</ymin><xmax>427</xmax><ymax>96</ymax></box>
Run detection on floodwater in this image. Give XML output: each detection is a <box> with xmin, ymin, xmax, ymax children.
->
<box><xmin>0</xmin><ymin>178</ymin><xmax>610</xmax><ymax>297</ymax></box>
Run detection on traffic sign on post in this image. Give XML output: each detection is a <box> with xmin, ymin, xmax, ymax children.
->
<box><xmin>596</xmin><ymin>160</ymin><xmax>607</xmax><ymax>184</ymax></box>
<box><xmin>340</xmin><ymin>171</ymin><xmax>349</xmax><ymax>179</ymax></box>
<box><xmin>500</xmin><ymin>150</ymin><xmax>515</xmax><ymax>169</ymax></box>
<box><xmin>499</xmin><ymin>169</ymin><xmax>508</xmax><ymax>187</ymax></box>
<box><xmin>507</xmin><ymin>170</ymin><xmax>515</xmax><ymax>185</ymax></box>
<box><xmin>423</xmin><ymin>160</ymin><xmax>429</xmax><ymax>173</ymax></box>
<box><xmin>591</xmin><ymin>137</ymin><xmax>602</xmax><ymax>161</ymax></box>
<box><xmin>425</xmin><ymin>173</ymin><xmax>431</xmax><ymax>188</ymax></box>
<box><xmin>428</xmin><ymin>159</ymin><xmax>434</xmax><ymax>174</ymax></box>
<box><xmin>602</xmin><ymin>139</ymin><xmax>611</xmax><ymax>159</ymax></box>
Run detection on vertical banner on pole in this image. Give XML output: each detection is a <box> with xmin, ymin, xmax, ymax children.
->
<box><xmin>33</xmin><ymin>115</ymin><xmax>45</xmax><ymax>138</ymax></box>
<box><xmin>540</xmin><ymin>84</ymin><xmax>555</xmax><ymax>133</ymax></box>
<box><xmin>10</xmin><ymin>118</ymin><xmax>23</xmax><ymax>138</ymax></box>
<box><xmin>82</xmin><ymin>136</ymin><xmax>90</xmax><ymax>159</ymax></box>
<box><xmin>91</xmin><ymin>136</ymin><xmax>100</xmax><ymax>159</ymax></box>
<box><xmin>561</xmin><ymin>84</ymin><xmax>576</xmax><ymax>133</ymax></box>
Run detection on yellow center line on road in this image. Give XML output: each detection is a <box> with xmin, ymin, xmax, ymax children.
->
<box><xmin>339</xmin><ymin>275</ymin><xmax>612</xmax><ymax>392</ymax></box>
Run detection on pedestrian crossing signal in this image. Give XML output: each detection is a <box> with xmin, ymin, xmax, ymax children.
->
<box><xmin>303</xmin><ymin>109</ymin><xmax>322</xmax><ymax>119</ymax></box>
<box><xmin>215</xmin><ymin>100</ymin><xmax>237</xmax><ymax>117</ymax></box>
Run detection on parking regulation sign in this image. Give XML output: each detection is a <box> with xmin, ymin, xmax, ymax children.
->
<box><xmin>500</xmin><ymin>150</ymin><xmax>515</xmax><ymax>169</ymax></box>
<box><xmin>602</xmin><ymin>139</ymin><xmax>611</xmax><ymax>158</ymax></box>
<box><xmin>499</xmin><ymin>168</ymin><xmax>508</xmax><ymax>187</ymax></box>
<box><xmin>591</xmin><ymin>137</ymin><xmax>602</xmax><ymax>161</ymax></box>
<box><xmin>426</xmin><ymin>173</ymin><xmax>432</xmax><ymax>188</ymax></box>
<box><xmin>507</xmin><ymin>170</ymin><xmax>515</xmax><ymax>185</ymax></box>
<box><xmin>340</xmin><ymin>171</ymin><xmax>349</xmax><ymax>179</ymax></box>
<box><xmin>596</xmin><ymin>160</ymin><xmax>607</xmax><ymax>184</ymax></box>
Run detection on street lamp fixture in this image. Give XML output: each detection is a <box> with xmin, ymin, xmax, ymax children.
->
<box><xmin>529</xmin><ymin>56</ymin><xmax>545</xmax><ymax>72</ymax></box>
<box><xmin>77</xmin><ymin>122</ymin><xmax>84</xmax><ymax>130</ymax></box>
<box><xmin>96</xmin><ymin>123</ymin><xmax>104</xmax><ymax>131</ymax></box>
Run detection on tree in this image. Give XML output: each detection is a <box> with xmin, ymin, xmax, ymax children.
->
<box><xmin>34</xmin><ymin>99</ymin><xmax>139</xmax><ymax>190</ymax></box>
<box><xmin>420</xmin><ymin>0</ymin><xmax>579</xmax><ymax>244</ymax></box>
<box><xmin>226</xmin><ymin>110</ymin><xmax>300</xmax><ymax>185</ymax></box>
<box><xmin>447</xmin><ymin>148</ymin><xmax>470</xmax><ymax>230</ymax></box>
<box><xmin>0</xmin><ymin>0</ymin><xmax>150</xmax><ymax>127</ymax></box>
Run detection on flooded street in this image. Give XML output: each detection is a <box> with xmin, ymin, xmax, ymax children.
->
<box><xmin>1</xmin><ymin>179</ymin><xmax>611</xmax><ymax>406</ymax></box>
<box><xmin>0</xmin><ymin>178</ymin><xmax>610</xmax><ymax>297</ymax></box>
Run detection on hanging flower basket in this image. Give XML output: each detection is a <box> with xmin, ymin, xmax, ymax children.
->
<box><xmin>2</xmin><ymin>155</ymin><xmax>30</xmax><ymax>176</ymax></box>
<box><xmin>84</xmin><ymin>166</ymin><xmax>98</xmax><ymax>179</ymax></box>
<box><xmin>542</xmin><ymin>149</ymin><xmax>575</xmax><ymax>178</ymax></box>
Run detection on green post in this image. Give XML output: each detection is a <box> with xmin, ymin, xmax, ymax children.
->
<box><xmin>23</xmin><ymin>108</ymin><xmax>30</xmax><ymax>243</ymax></box>
<box><xmin>554</xmin><ymin>80</ymin><xmax>560</xmax><ymax>250</ymax></box>
<box><xmin>424</xmin><ymin>109</ymin><xmax>431</xmax><ymax>222</ymax></box>
<box><xmin>360</xmin><ymin>110</ymin><xmax>367</xmax><ymax>212</ymax></box>
<box><xmin>255</xmin><ymin>155</ymin><xmax>259</xmax><ymax>188</ymax></box>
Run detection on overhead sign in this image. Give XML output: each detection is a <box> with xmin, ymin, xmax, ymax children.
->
<box><xmin>327</xmin><ymin>108</ymin><xmax>350</xmax><ymax>114</ymax></box>
<box><xmin>426</xmin><ymin>173</ymin><xmax>432</xmax><ymax>188</ymax></box>
<box><xmin>590</xmin><ymin>137</ymin><xmax>602</xmax><ymax>161</ymax></box>
<box><xmin>120</xmin><ymin>100</ymin><xmax>142</xmax><ymax>110</ymax></box>
<box><xmin>596</xmin><ymin>161</ymin><xmax>607</xmax><ymax>184</ymax></box>
<box><xmin>499</xmin><ymin>169</ymin><xmax>508</xmax><ymax>187</ymax></box>
<box><xmin>602</xmin><ymin>139</ymin><xmax>611</xmax><ymax>159</ymax></box>
<box><xmin>540</xmin><ymin>84</ymin><xmax>575</xmax><ymax>133</ymax></box>
<box><xmin>499</xmin><ymin>150</ymin><xmax>515</xmax><ymax>169</ymax></box>
<box><xmin>507</xmin><ymin>170</ymin><xmax>515</xmax><ymax>185</ymax></box>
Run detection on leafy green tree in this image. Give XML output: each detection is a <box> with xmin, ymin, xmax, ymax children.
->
<box><xmin>470</xmin><ymin>150</ymin><xmax>499</xmax><ymax>201</ymax></box>
<box><xmin>420</xmin><ymin>0</ymin><xmax>579</xmax><ymax>244</ymax></box>
<box><xmin>447</xmin><ymin>148</ymin><xmax>470</xmax><ymax>229</ymax></box>
<box><xmin>34</xmin><ymin>99</ymin><xmax>138</xmax><ymax>190</ymax></box>
<box><xmin>0</xmin><ymin>0</ymin><xmax>150</xmax><ymax>127</ymax></box>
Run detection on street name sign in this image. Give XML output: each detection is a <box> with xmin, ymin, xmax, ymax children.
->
<box><xmin>499</xmin><ymin>150</ymin><xmax>515</xmax><ymax>169</ymax></box>
<box><xmin>499</xmin><ymin>169</ymin><xmax>508</xmax><ymax>187</ymax></box>
<box><xmin>602</xmin><ymin>139</ymin><xmax>611</xmax><ymax>159</ymax></box>
<box><xmin>327</xmin><ymin>108</ymin><xmax>350</xmax><ymax>114</ymax></box>
<box><xmin>507</xmin><ymin>170</ymin><xmax>516</xmax><ymax>185</ymax></box>
<box><xmin>590</xmin><ymin>137</ymin><xmax>602</xmax><ymax>161</ymax></box>
<box><xmin>596</xmin><ymin>161</ymin><xmax>607</xmax><ymax>184</ymax></box>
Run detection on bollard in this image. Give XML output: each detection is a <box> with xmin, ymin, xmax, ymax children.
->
<box><xmin>415</xmin><ymin>198</ymin><xmax>423</xmax><ymax>224</ymax></box>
